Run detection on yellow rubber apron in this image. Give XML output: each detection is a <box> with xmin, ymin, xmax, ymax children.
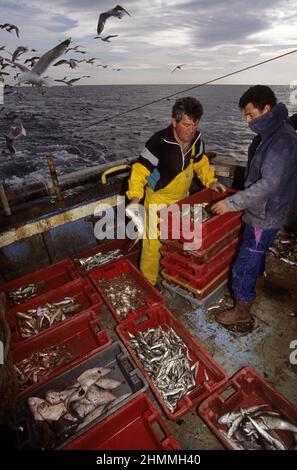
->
<box><xmin>140</xmin><ymin>156</ymin><xmax>194</xmax><ymax>285</ymax></box>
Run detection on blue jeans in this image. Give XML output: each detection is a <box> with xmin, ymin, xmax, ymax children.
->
<box><xmin>231</xmin><ymin>223</ymin><xmax>278</xmax><ymax>301</ymax></box>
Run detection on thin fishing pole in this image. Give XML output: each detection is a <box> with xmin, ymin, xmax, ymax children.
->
<box><xmin>84</xmin><ymin>47</ymin><xmax>297</xmax><ymax>129</ymax></box>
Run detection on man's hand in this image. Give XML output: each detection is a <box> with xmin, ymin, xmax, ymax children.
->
<box><xmin>209</xmin><ymin>181</ymin><xmax>226</xmax><ymax>192</ymax></box>
<box><xmin>212</xmin><ymin>200</ymin><xmax>230</xmax><ymax>215</ymax></box>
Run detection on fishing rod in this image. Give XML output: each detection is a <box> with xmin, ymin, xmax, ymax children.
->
<box><xmin>84</xmin><ymin>47</ymin><xmax>297</xmax><ymax>129</ymax></box>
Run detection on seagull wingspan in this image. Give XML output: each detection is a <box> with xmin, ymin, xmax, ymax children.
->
<box><xmin>97</xmin><ymin>12</ymin><xmax>108</xmax><ymax>35</ymax></box>
<box><xmin>13</xmin><ymin>62</ymin><xmax>30</xmax><ymax>73</ymax></box>
<box><xmin>32</xmin><ymin>38</ymin><xmax>71</xmax><ymax>76</ymax></box>
<box><xmin>97</xmin><ymin>5</ymin><xmax>131</xmax><ymax>35</ymax></box>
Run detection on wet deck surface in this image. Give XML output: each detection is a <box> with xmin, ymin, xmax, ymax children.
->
<box><xmin>100</xmin><ymin>279</ymin><xmax>297</xmax><ymax>450</ymax></box>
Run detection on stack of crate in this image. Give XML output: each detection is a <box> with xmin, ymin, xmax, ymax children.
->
<box><xmin>159</xmin><ymin>189</ymin><xmax>242</xmax><ymax>304</ymax></box>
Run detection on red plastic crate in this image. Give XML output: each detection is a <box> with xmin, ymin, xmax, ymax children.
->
<box><xmin>64</xmin><ymin>393</ymin><xmax>180</xmax><ymax>450</ymax></box>
<box><xmin>163</xmin><ymin>226</ymin><xmax>241</xmax><ymax>263</ymax></box>
<box><xmin>162</xmin><ymin>267</ymin><xmax>229</xmax><ymax>300</ymax></box>
<box><xmin>12</xmin><ymin>305</ymin><xmax>111</xmax><ymax>397</ymax></box>
<box><xmin>8</xmin><ymin>277</ymin><xmax>102</xmax><ymax>345</ymax></box>
<box><xmin>160</xmin><ymin>188</ymin><xmax>242</xmax><ymax>249</ymax></box>
<box><xmin>0</xmin><ymin>259</ymin><xmax>81</xmax><ymax>310</ymax></box>
<box><xmin>16</xmin><ymin>341</ymin><xmax>148</xmax><ymax>449</ymax></box>
<box><xmin>88</xmin><ymin>258</ymin><xmax>164</xmax><ymax>323</ymax></box>
<box><xmin>71</xmin><ymin>238</ymin><xmax>140</xmax><ymax>275</ymax></box>
<box><xmin>160</xmin><ymin>242</ymin><xmax>237</xmax><ymax>288</ymax></box>
<box><xmin>116</xmin><ymin>304</ymin><xmax>228</xmax><ymax>420</ymax></box>
<box><xmin>198</xmin><ymin>366</ymin><xmax>297</xmax><ymax>450</ymax></box>
<box><xmin>160</xmin><ymin>237</ymin><xmax>239</xmax><ymax>277</ymax></box>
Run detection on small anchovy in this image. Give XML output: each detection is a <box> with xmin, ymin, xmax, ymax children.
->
<box><xmin>129</xmin><ymin>326</ymin><xmax>198</xmax><ymax>413</ymax></box>
<box><xmin>280</xmin><ymin>257</ymin><xmax>297</xmax><ymax>266</ymax></box>
<box><xmin>207</xmin><ymin>305</ymin><xmax>221</xmax><ymax>311</ymax></box>
<box><xmin>269</xmin><ymin>231</ymin><xmax>297</xmax><ymax>264</ymax></box>
<box><xmin>17</xmin><ymin>296</ymin><xmax>83</xmax><ymax>338</ymax></box>
<box><xmin>78</xmin><ymin>249</ymin><xmax>122</xmax><ymax>271</ymax></box>
<box><xmin>218</xmin><ymin>404</ymin><xmax>297</xmax><ymax>450</ymax></box>
<box><xmin>8</xmin><ymin>283</ymin><xmax>38</xmax><ymax>304</ymax></box>
<box><xmin>247</xmin><ymin>416</ymin><xmax>287</xmax><ymax>450</ymax></box>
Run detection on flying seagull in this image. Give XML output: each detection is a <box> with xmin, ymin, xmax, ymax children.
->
<box><xmin>97</xmin><ymin>5</ymin><xmax>130</xmax><ymax>35</ymax></box>
<box><xmin>0</xmin><ymin>23</ymin><xmax>19</xmax><ymax>37</ymax></box>
<box><xmin>53</xmin><ymin>58</ymin><xmax>81</xmax><ymax>69</ymax></box>
<box><xmin>5</xmin><ymin>116</ymin><xmax>26</xmax><ymax>155</ymax></box>
<box><xmin>94</xmin><ymin>35</ymin><xmax>119</xmax><ymax>42</ymax></box>
<box><xmin>12</xmin><ymin>46</ymin><xmax>28</xmax><ymax>62</ymax></box>
<box><xmin>83</xmin><ymin>57</ymin><xmax>100</xmax><ymax>64</ymax></box>
<box><xmin>12</xmin><ymin>38</ymin><xmax>71</xmax><ymax>87</ymax></box>
<box><xmin>171</xmin><ymin>64</ymin><xmax>186</xmax><ymax>73</ymax></box>
<box><xmin>24</xmin><ymin>56</ymin><xmax>40</xmax><ymax>67</ymax></box>
<box><xmin>65</xmin><ymin>45</ymin><xmax>85</xmax><ymax>53</ymax></box>
<box><xmin>54</xmin><ymin>76</ymin><xmax>90</xmax><ymax>86</ymax></box>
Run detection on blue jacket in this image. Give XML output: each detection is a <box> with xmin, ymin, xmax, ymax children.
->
<box><xmin>226</xmin><ymin>103</ymin><xmax>297</xmax><ymax>229</ymax></box>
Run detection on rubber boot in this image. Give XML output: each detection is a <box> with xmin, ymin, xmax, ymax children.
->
<box><xmin>216</xmin><ymin>300</ymin><xmax>253</xmax><ymax>326</ymax></box>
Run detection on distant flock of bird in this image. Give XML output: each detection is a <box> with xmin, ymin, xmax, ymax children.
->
<box><xmin>1</xmin><ymin>4</ymin><xmax>186</xmax><ymax>155</ymax></box>
<box><xmin>0</xmin><ymin>5</ymin><xmax>132</xmax><ymax>155</ymax></box>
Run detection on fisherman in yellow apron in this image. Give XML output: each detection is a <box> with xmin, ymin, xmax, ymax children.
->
<box><xmin>126</xmin><ymin>96</ymin><xmax>225</xmax><ymax>285</ymax></box>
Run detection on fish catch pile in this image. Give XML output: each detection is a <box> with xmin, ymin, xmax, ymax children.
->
<box><xmin>77</xmin><ymin>249</ymin><xmax>123</xmax><ymax>271</ymax></box>
<box><xmin>98</xmin><ymin>273</ymin><xmax>146</xmax><ymax>319</ymax></box>
<box><xmin>26</xmin><ymin>367</ymin><xmax>128</xmax><ymax>449</ymax></box>
<box><xmin>8</xmin><ymin>283</ymin><xmax>39</xmax><ymax>305</ymax></box>
<box><xmin>269</xmin><ymin>231</ymin><xmax>297</xmax><ymax>266</ymax></box>
<box><xmin>129</xmin><ymin>326</ymin><xmax>200</xmax><ymax>413</ymax></box>
<box><xmin>190</xmin><ymin>203</ymin><xmax>214</xmax><ymax>224</ymax></box>
<box><xmin>14</xmin><ymin>345</ymin><xmax>72</xmax><ymax>392</ymax></box>
<box><xmin>218</xmin><ymin>404</ymin><xmax>297</xmax><ymax>450</ymax></box>
<box><xmin>16</xmin><ymin>296</ymin><xmax>83</xmax><ymax>339</ymax></box>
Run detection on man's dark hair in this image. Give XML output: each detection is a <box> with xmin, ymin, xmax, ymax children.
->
<box><xmin>172</xmin><ymin>96</ymin><xmax>203</xmax><ymax>122</ymax></box>
<box><xmin>238</xmin><ymin>85</ymin><xmax>277</xmax><ymax>110</ymax></box>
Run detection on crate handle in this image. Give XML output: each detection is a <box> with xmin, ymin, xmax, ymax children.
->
<box><xmin>151</xmin><ymin>417</ymin><xmax>168</xmax><ymax>443</ymax></box>
<box><xmin>134</xmin><ymin>314</ymin><xmax>150</xmax><ymax>326</ymax></box>
<box><xmin>218</xmin><ymin>385</ymin><xmax>238</xmax><ymax>403</ymax></box>
<box><xmin>117</xmin><ymin>352</ymin><xmax>134</xmax><ymax>377</ymax></box>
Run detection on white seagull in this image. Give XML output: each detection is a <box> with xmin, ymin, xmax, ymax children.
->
<box><xmin>5</xmin><ymin>116</ymin><xmax>26</xmax><ymax>155</ymax></box>
<box><xmin>13</xmin><ymin>38</ymin><xmax>71</xmax><ymax>87</ymax></box>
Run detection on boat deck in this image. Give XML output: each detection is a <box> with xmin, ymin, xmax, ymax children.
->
<box><xmin>100</xmin><ymin>278</ymin><xmax>297</xmax><ymax>449</ymax></box>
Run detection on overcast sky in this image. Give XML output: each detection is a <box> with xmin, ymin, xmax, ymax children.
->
<box><xmin>1</xmin><ymin>0</ymin><xmax>297</xmax><ymax>85</ymax></box>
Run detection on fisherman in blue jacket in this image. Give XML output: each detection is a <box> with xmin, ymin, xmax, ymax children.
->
<box><xmin>212</xmin><ymin>85</ymin><xmax>297</xmax><ymax>326</ymax></box>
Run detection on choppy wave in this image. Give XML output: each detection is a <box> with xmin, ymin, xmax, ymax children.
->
<box><xmin>0</xmin><ymin>84</ymin><xmax>292</xmax><ymax>189</ymax></box>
